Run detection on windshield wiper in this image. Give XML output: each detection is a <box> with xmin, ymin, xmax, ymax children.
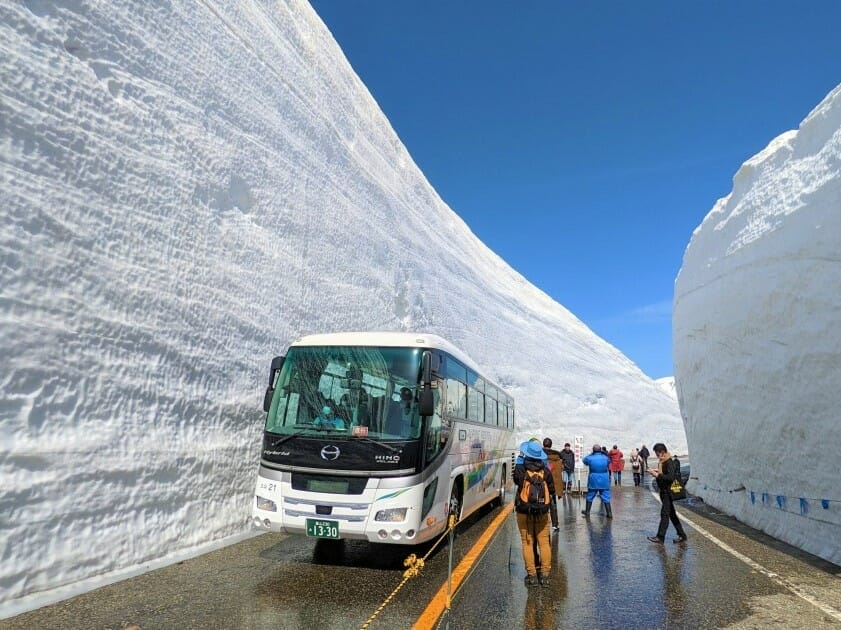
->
<box><xmin>353</xmin><ymin>436</ymin><xmax>401</xmax><ymax>453</ymax></box>
<box><xmin>269</xmin><ymin>428</ymin><xmax>312</xmax><ymax>448</ymax></box>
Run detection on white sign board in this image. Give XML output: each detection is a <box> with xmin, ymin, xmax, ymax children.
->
<box><xmin>573</xmin><ymin>435</ymin><xmax>584</xmax><ymax>469</ymax></box>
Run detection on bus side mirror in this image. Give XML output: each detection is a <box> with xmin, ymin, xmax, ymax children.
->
<box><xmin>418</xmin><ymin>386</ymin><xmax>434</xmax><ymax>417</ymax></box>
<box><xmin>418</xmin><ymin>351</ymin><xmax>434</xmax><ymax>416</ymax></box>
<box><xmin>263</xmin><ymin>355</ymin><xmax>285</xmax><ymax>413</ymax></box>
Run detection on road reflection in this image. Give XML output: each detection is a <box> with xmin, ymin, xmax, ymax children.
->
<box><xmin>658</xmin><ymin>541</ymin><xmax>688</xmax><ymax>627</ymax></box>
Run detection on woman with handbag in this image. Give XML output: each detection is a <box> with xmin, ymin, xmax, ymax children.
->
<box><xmin>646</xmin><ymin>442</ymin><xmax>688</xmax><ymax>544</ymax></box>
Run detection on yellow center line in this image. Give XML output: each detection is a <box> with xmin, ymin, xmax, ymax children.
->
<box><xmin>412</xmin><ymin>503</ymin><xmax>513</xmax><ymax>630</ymax></box>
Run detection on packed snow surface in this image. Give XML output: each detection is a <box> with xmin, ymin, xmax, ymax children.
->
<box><xmin>654</xmin><ymin>377</ymin><xmax>677</xmax><ymax>399</ymax></box>
<box><xmin>0</xmin><ymin>0</ymin><xmax>684</xmax><ymax>614</ymax></box>
<box><xmin>674</xmin><ymin>84</ymin><xmax>841</xmax><ymax>565</ymax></box>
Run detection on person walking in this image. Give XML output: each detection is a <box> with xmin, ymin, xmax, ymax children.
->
<box><xmin>639</xmin><ymin>444</ymin><xmax>650</xmax><ymax>478</ymax></box>
<box><xmin>647</xmin><ymin>442</ymin><xmax>688</xmax><ymax>544</ymax></box>
<box><xmin>514</xmin><ymin>440</ymin><xmax>555</xmax><ymax>586</ymax></box>
<box><xmin>629</xmin><ymin>448</ymin><xmax>642</xmax><ymax>486</ymax></box>
<box><xmin>543</xmin><ymin>438</ymin><xmax>562</xmax><ymax>532</ymax></box>
<box><xmin>608</xmin><ymin>444</ymin><xmax>624</xmax><ymax>486</ymax></box>
<box><xmin>581</xmin><ymin>444</ymin><xmax>612</xmax><ymax>518</ymax></box>
<box><xmin>560</xmin><ymin>442</ymin><xmax>576</xmax><ymax>494</ymax></box>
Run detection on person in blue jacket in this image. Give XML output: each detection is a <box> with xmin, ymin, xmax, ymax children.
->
<box><xmin>581</xmin><ymin>443</ymin><xmax>612</xmax><ymax>518</ymax></box>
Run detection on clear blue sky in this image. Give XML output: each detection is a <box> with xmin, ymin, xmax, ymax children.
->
<box><xmin>309</xmin><ymin>1</ymin><xmax>841</xmax><ymax>378</ymax></box>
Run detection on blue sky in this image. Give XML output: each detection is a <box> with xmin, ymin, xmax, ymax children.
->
<box><xmin>309</xmin><ymin>1</ymin><xmax>841</xmax><ymax>378</ymax></box>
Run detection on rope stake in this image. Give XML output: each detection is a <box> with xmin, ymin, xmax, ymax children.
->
<box><xmin>359</xmin><ymin>515</ymin><xmax>457</xmax><ymax>629</ymax></box>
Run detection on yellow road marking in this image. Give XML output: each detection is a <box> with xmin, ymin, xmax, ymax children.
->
<box><xmin>412</xmin><ymin>503</ymin><xmax>513</xmax><ymax>630</ymax></box>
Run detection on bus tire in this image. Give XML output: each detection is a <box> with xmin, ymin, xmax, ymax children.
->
<box><xmin>448</xmin><ymin>480</ymin><xmax>463</xmax><ymax>527</ymax></box>
<box><xmin>491</xmin><ymin>464</ymin><xmax>506</xmax><ymax>508</ymax></box>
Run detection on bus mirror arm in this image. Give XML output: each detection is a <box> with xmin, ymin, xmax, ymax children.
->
<box><xmin>421</xmin><ymin>350</ymin><xmax>432</xmax><ymax>383</ymax></box>
<box><xmin>263</xmin><ymin>355</ymin><xmax>285</xmax><ymax>413</ymax></box>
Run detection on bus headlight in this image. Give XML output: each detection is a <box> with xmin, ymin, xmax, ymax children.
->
<box><xmin>256</xmin><ymin>496</ymin><xmax>277</xmax><ymax>512</ymax></box>
<box><xmin>375</xmin><ymin>508</ymin><xmax>407</xmax><ymax>522</ymax></box>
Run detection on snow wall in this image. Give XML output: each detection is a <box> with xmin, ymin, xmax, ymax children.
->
<box><xmin>0</xmin><ymin>0</ymin><xmax>684</xmax><ymax>614</ymax></box>
<box><xmin>674</xmin><ymin>84</ymin><xmax>841</xmax><ymax>565</ymax></box>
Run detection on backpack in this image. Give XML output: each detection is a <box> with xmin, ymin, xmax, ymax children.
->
<box><xmin>517</xmin><ymin>463</ymin><xmax>550</xmax><ymax>514</ymax></box>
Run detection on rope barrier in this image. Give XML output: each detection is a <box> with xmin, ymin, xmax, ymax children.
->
<box><xmin>359</xmin><ymin>513</ymin><xmax>457</xmax><ymax>630</ymax></box>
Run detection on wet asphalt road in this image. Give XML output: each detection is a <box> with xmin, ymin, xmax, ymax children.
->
<box><xmin>443</xmin><ymin>488</ymin><xmax>841</xmax><ymax>629</ymax></box>
<box><xmin>3</xmin><ymin>483</ymin><xmax>840</xmax><ymax>629</ymax></box>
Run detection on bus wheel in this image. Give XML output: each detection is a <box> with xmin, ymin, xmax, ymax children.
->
<box><xmin>448</xmin><ymin>483</ymin><xmax>462</xmax><ymax>527</ymax></box>
<box><xmin>491</xmin><ymin>464</ymin><xmax>506</xmax><ymax>508</ymax></box>
<box><xmin>490</xmin><ymin>464</ymin><xmax>506</xmax><ymax>509</ymax></box>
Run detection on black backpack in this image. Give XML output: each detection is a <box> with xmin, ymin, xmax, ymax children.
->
<box><xmin>517</xmin><ymin>460</ymin><xmax>550</xmax><ymax>514</ymax></box>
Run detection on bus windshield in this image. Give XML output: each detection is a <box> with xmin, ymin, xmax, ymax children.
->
<box><xmin>265</xmin><ymin>346</ymin><xmax>423</xmax><ymax>441</ymax></box>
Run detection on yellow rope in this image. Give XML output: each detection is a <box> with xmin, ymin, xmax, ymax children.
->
<box><xmin>358</xmin><ymin>515</ymin><xmax>457</xmax><ymax>629</ymax></box>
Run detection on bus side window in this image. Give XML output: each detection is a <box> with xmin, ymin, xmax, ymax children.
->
<box><xmin>425</xmin><ymin>385</ymin><xmax>444</xmax><ymax>462</ymax></box>
<box><xmin>445</xmin><ymin>377</ymin><xmax>466</xmax><ymax>418</ymax></box>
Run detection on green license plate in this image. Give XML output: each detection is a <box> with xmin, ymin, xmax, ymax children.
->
<box><xmin>306</xmin><ymin>518</ymin><xmax>339</xmax><ymax>539</ymax></box>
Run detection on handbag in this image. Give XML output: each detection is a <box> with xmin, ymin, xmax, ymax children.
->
<box><xmin>669</xmin><ymin>478</ymin><xmax>687</xmax><ymax>500</ymax></box>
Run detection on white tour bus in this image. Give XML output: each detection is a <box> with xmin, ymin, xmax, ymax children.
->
<box><xmin>251</xmin><ymin>332</ymin><xmax>515</xmax><ymax>544</ymax></box>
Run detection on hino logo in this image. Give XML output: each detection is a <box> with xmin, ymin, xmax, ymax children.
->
<box><xmin>320</xmin><ymin>445</ymin><xmax>340</xmax><ymax>461</ymax></box>
<box><xmin>375</xmin><ymin>454</ymin><xmax>401</xmax><ymax>464</ymax></box>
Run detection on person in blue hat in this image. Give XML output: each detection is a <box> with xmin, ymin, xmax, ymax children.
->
<box><xmin>513</xmin><ymin>440</ymin><xmax>556</xmax><ymax>587</ymax></box>
<box><xmin>313</xmin><ymin>405</ymin><xmax>345</xmax><ymax>430</ymax></box>
<box><xmin>581</xmin><ymin>443</ymin><xmax>612</xmax><ymax>518</ymax></box>
<box><xmin>515</xmin><ymin>437</ymin><xmax>541</xmax><ymax>465</ymax></box>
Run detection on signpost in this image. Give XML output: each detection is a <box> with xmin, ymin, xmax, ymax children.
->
<box><xmin>573</xmin><ymin>435</ymin><xmax>584</xmax><ymax>494</ymax></box>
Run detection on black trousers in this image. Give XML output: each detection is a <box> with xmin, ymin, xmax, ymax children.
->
<box><xmin>657</xmin><ymin>491</ymin><xmax>686</xmax><ymax>538</ymax></box>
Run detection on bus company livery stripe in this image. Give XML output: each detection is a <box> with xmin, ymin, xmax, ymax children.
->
<box><xmin>376</xmin><ymin>488</ymin><xmax>412</xmax><ymax>502</ymax></box>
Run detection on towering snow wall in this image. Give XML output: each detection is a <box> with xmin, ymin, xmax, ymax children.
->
<box><xmin>0</xmin><ymin>0</ymin><xmax>683</xmax><ymax>613</ymax></box>
<box><xmin>674</xmin><ymin>84</ymin><xmax>841</xmax><ymax>565</ymax></box>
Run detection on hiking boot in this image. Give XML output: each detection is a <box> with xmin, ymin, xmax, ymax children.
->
<box><xmin>647</xmin><ymin>535</ymin><xmax>664</xmax><ymax>544</ymax></box>
<box><xmin>524</xmin><ymin>574</ymin><xmax>539</xmax><ymax>587</ymax></box>
<box><xmin>673</xmin><ymin>534</ymin><xmax>688</xmax><ymax>544</ymax></box>
<box><xmin>539</xmin><ymin>574</ymin><xmax>551</xmax><ymax>587</ymax></box>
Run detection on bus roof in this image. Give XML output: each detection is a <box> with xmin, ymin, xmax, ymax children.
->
<box><xmin>289</xmin><ymin>332</ymin><xmax>505</xmax><ymax>394</ymax></box>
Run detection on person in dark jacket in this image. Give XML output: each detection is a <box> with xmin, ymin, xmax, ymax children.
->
<box><xmin>560</xmin><ymin>442</ymin><xmax>576</xmax><ymax>493</ymax></box>
<box><xmin>513</xmin><ymin>440</ymin><xmax>556</xmax><ymax>587</ymax></box>
<box><xmin>581</xmin><ymin>444</ymin><xmax>612</xmax><ymax>518</ymax></box>
<box><xmin>647</xmin><ymin>442</ymin><xmax>687</xmax><ymax>544</ymax></box>
<box><xmin>639</xmin><ymin>444</ymin><xmax>650</xmax><ymax>477</ymax></box>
